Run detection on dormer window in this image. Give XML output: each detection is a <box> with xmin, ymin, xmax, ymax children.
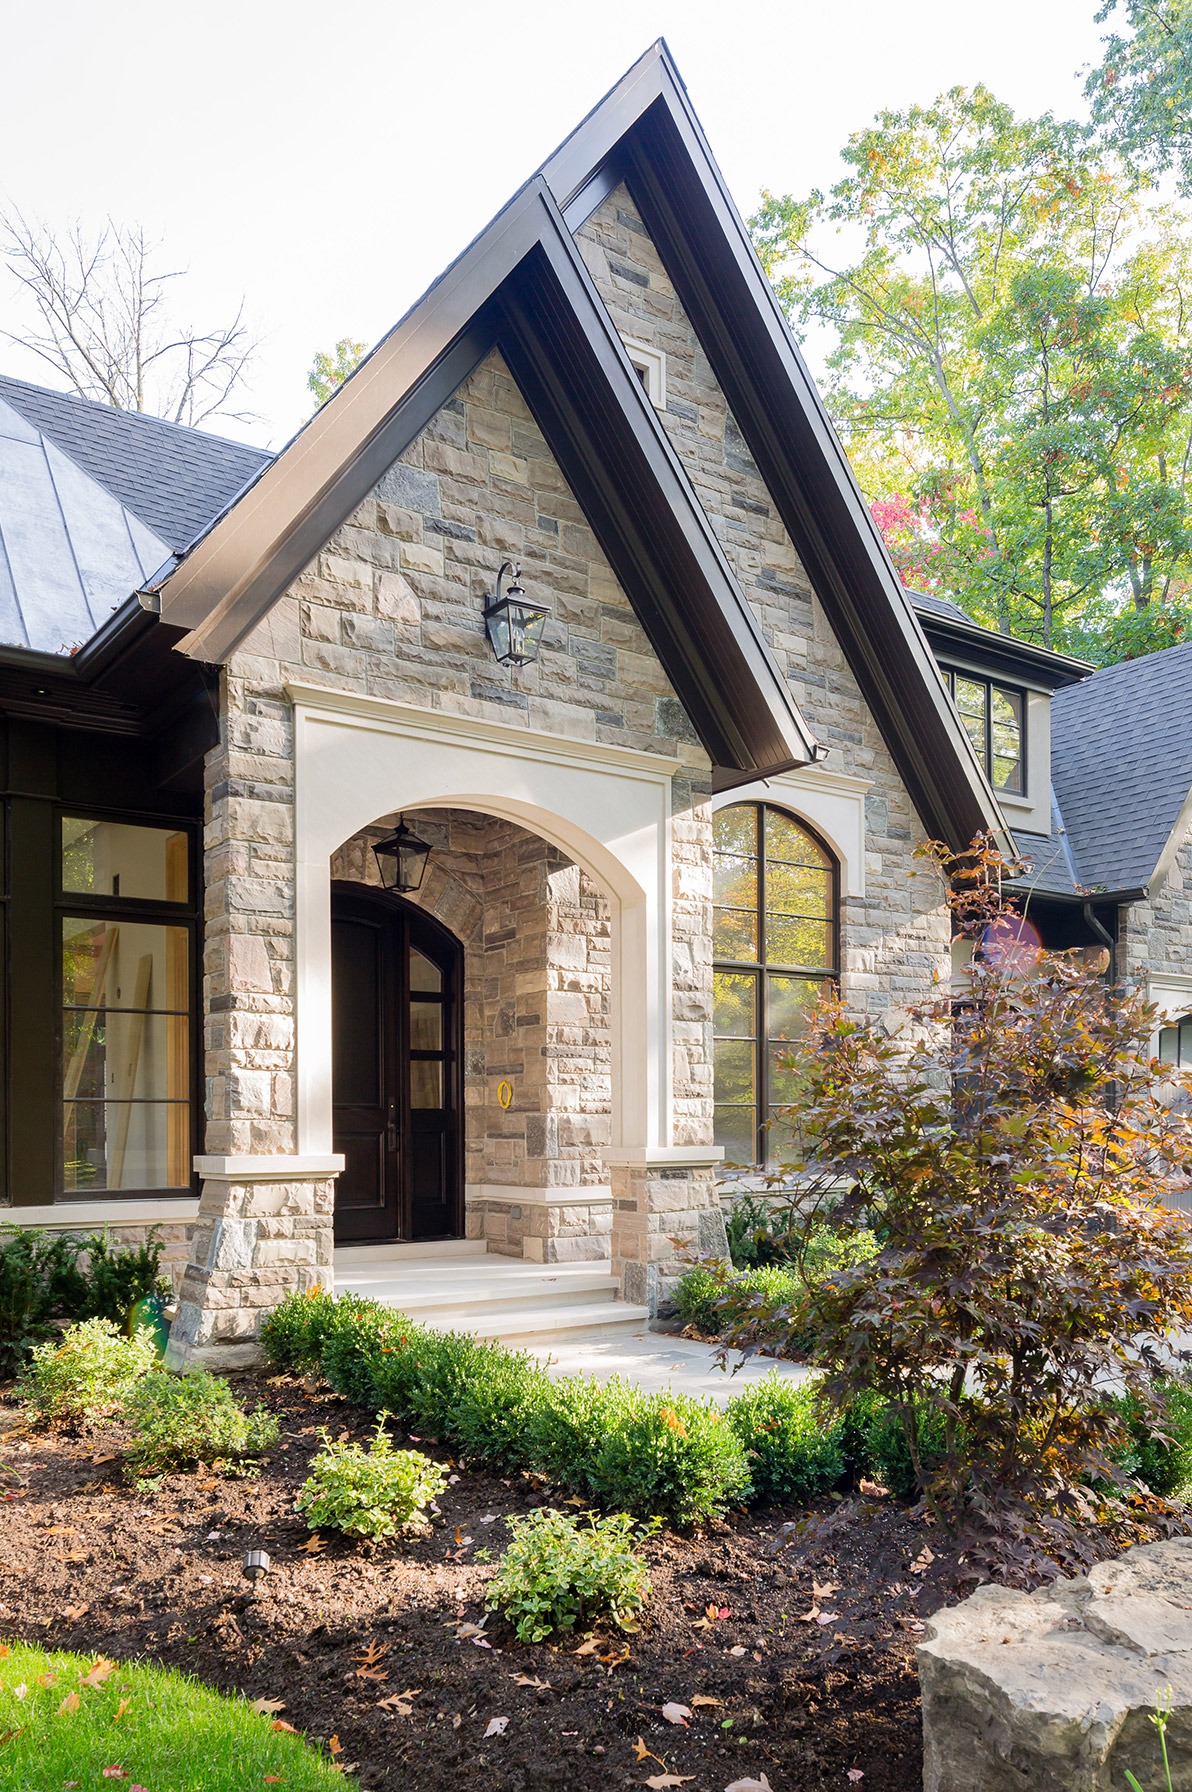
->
<box><xmin>941</xmin><ymin>668</ymin><xmax>1024</xmax><ymax>795</ymax></box>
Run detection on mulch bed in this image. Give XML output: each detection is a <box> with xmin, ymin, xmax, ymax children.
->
<box><xmin>0</xmin><ymin>1371</ymin><xmax>1150</xmax><ymax>1792</ymax></box>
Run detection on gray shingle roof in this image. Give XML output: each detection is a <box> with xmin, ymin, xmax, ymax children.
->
<box><xmin>0</xmin><ymin>374</ymin><xmax>271</xmax><ymax>555</ymax></box>
<box><xmin>1050</xmin><ymin>642</ymin><xmax>1192</xmax><ymax>894</ymax></box>
<box><xmin>910</xmin><ymin>589</ymin><xmax>973</xmax><ymax>625</ymax></box>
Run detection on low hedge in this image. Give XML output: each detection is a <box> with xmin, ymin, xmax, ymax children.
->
<box><xmin>263</xmin><ymin>1291</ymin><xmax>792</xmax><ymax>1523</ymax></box>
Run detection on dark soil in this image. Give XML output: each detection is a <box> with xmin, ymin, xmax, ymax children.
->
<box><xmin>0</xmin><ymin>1372</ymin><xmax>1139</xmax><ymax>1791</ymax></box>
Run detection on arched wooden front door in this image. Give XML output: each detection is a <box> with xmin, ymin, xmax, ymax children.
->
<box><xmin>330</xmin><ymin>883</ymin><xmax>463</xmax><ymax>1243</ymax></box>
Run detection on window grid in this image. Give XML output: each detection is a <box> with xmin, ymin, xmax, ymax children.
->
<box><xmin>713</xmin><ymin>803</ymin><xmax>839</xmax><ymax>1167</ymax></box>
<box><xmin>942</xmin><ymin>668</ymin><xmax>1025</xmax><ymax>795</ymax></box>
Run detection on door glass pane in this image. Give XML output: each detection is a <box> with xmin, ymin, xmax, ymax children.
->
<box><xmin>714</xmin><ymin>1038</ymin><xmax>755</xmax><ymax>1106</ymax></box>
<box><xmin>410</xmin><ymin>949</ymin><xmax>442</xmax><ymax>993</ymax></box>
<box><xmin>410</xmin><ymin>1059</ymin><xmax>443</xmax><ymax>1109</ymax></box>
<box><xmin>714</xmin><ymin>969</ymin><xmax>755</xmax><ymax>1037</ymax></box>
<box><xmin>62</xmin><ymin>818</ymin><xmax>189</xmax><ymax>903</ymax></box>
<box><xmin>409</xmin><ymin>1001</ymin><xmax>443</xmax><ymax>1052</ymax></box>
<box><xmin>62</xmin><ymin>917</ymin><xmax>189</xmax><ymax>1010</ymax></box>
<box><xmin>714</xmin><ymin>1104</ymin><xmax>758</xmax><ymax>1167</ymax></box>
<box><xmin>63</xmin><ymin>1100</ymin><xmax>189</xmax><ymax>1191</ymax></box>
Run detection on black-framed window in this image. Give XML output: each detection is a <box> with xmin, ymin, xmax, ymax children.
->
<box><xmin>1160</xmin><ymin>1016</ymin><xmax>1192</xmax><ymax>1069</ymax></box>
<box><xmin>713</xmin><ymin>803</ymin><xmax>838</xmax><ymax>1166</ymax></box>
<box><xmin>58</xmin><ymin>814</ymin><xmax>197</xmax><ymax>1194</ymax></box>
<box><xmin>941</xmin><ymin>668</ymin><xmax>1025</xmax><ymax>794</ymax></box>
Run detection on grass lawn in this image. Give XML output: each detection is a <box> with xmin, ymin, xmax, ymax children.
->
<box><xmin>0</xmin><ymin>1640</ymin><xmax>346</xmax><ymax>1790</ymax></box>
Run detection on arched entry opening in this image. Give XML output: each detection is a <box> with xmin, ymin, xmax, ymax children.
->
<box><xmin>330</xmin><ymin>883</ymin><xmax>463</xmax><ymax>1244</ymax></box>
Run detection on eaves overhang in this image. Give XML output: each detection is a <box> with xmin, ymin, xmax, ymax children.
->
<box><xmin>915</xmin><ymin>607</ymin><xmax>1093</xmax><ymax>692</ymax></box>
<box><xmin>151</xmin><ymin>181</ymin><xmax>818</xmax><ymax>787</ymax></box>
<box><xmin>539</xmin><ymin>42</ymin><xmax>1009</xmax><ymax>854</ymax></box>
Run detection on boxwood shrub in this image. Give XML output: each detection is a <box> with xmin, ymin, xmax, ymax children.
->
<box><xmin>588</xmin><ymin>1386</ymin><xmax>752</xmax><ymax>1526</ymax></box>
<box><xmin>727</xmin><ymin>1374</ymin><xmax>844</xmax><ymax>1504</ymax></box>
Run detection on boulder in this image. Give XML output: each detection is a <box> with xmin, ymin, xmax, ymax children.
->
<box><xmin>918</xmin><ymin>1537</ymin><xmax>1192</xmax><ymax>1790</ymax></box>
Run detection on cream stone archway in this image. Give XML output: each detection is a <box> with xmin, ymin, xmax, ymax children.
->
<box><xmin>287</xmin><ymin>683</ymin><xmax>685</xmax><ymax>1160</ymax></box>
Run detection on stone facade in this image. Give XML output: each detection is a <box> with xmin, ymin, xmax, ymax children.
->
<box><xmin>1118</xmin><ymin>820</ymin><xmax>1192</xmax><ymax>997</ymax></box>
<box><xmin>576</xmin><ymin>189</ymin><xmax>951</xmax><ymax>1012</ymax></box>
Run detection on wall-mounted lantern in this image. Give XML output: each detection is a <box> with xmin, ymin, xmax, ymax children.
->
<box><xmin>373</xmin><ymin>817</ymin><xmax>432</xmax><ymax>894</ymax></box>
<box><xmin>483</xmin><ymin>561</ymin><xmax>549</xmax><ymax>667</ymax></box>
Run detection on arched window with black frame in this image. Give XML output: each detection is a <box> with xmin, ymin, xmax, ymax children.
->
<box><xmin>712</xmin><ymin>802</ymin><xmax>839</xmax><ymax>1166</ymax></box>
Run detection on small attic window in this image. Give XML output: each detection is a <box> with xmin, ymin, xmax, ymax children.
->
<box><xmin>623</xmin><ymin>338</ymin><xmax>666</xmax><ymax>410</ymax></box>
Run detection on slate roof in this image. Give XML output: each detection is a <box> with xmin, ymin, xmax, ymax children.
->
<box><xmin>1050</xmin><ymin>641</ymin><xmax>1192</xmax><ymax>894</ymax></box>
<box><xmin>0</xmin><ymin>375</ymin><xmax>271</xmax><ymax>556</ymax></box>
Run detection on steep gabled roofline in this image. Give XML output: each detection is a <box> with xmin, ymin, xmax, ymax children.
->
<box><xmin>913</xmin><ymin>601</ymin><xmax>1092</xmax><ymax>691</ymax></box>
<box><xmin>538</xmin><ymin>40</ymin><xmax>1007</xmax><ymax>849</ymax></box>
<box><xmin>151</xmin><ymin>181</ymin><xmax>818</xmax><ymax>786</ymax></box>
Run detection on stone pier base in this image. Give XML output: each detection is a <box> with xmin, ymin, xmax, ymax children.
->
<box><xmin>606</xmin><ymin>1149</ymin><xmax>726</xmax><ymax>1312</ymax></box>
<box><xmin>166</xmin><ymin>1157</ymin><xmax>339</xmax><ymax>1370</ymax></box>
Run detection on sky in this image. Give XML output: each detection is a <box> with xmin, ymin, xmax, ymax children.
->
<box><xmin>0</xmin><ymin>0</ymin><xmax>1110</xmax><ymax>449</ymax></box>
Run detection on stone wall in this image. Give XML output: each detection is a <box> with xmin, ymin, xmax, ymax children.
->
<box><xmin>576</xmin><ymin>189</ymin><xmax>951</xmax><ymax>1010</ymax></box>
<box><xmin>1118</xmin><ymin>820</ymin><xmax>1192</xmax><ymax>996</ymax></box>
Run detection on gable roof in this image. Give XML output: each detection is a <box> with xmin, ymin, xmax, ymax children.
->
<box><xmin>149</xmin><ymin>42</ymin><xmax>1005</xmax><ymax>837</ymax></box>
<box><xmin>1050</xmin><ymin>641</ymin><xmax>1192</xmax><ymax>896</ymax></box>
<box><xmin>0</xmin><ymin>374</ymin><xmax>271</xmax><ymax>555</ymax></box>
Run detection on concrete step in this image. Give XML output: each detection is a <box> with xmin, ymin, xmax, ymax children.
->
<box><xmin>331</xmin><ymin>1250</ymin><xmax>645</xmax><ymax>1346</ymax></box>
<box><xmin>333</xmin><ymin>1239</ymin><xmax>486</xmax><ymax>1263</ymax></box>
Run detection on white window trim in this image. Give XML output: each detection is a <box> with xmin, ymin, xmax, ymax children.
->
<box><xmin>623</xmin><ymin>338</ymin><xmax>667</xmax><ymax>410</ymax></box>
<box><xmin>1149</xmin><ymin>973</ymin><xmax>1192</xmax><ymax>1050</ymax></box>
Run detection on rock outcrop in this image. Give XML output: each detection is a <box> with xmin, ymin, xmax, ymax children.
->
<box><xmin>918</xmin><ymin>1537</ymin><xmax>1192</xmax><ymax>1790</ymax></box>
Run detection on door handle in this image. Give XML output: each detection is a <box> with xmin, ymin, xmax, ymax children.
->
<box><xmin>386</xmin><ymin>1101</ymin><xmax>398</xmax><ymax>1152</ymax></box>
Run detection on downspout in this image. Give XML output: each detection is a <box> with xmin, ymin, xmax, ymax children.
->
<box><xmin>1082</xmin><ymin>900</ymin><xmax>1117</xmax><ymax>984</ymax></box>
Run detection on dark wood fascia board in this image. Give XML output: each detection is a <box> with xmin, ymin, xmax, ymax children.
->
<box><xmin>917</xmin><ymin>614</ymin><xmax>1093</xmax><ymax>690</ymax></box>
<box><xmin>154</xmin><ymin>179</ymin><xmax>816</xmax><ymax>780</ymax></box>
<box><xmin>536</xmin><ymin>44</ymin><xmax>1006</xmax><ymax>850</ymax></box>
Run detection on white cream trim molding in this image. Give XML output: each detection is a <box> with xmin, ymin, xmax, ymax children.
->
<box><xmin>1149</xmin><ymin>975</ymin><xmax>1192</xmax><ymax>1034</ymax></box>
<box><xmin>711</xmin><ymin>764</ymin><xmax>870</xmax><ymax>898</ymax></box>
<box><xmin>2</xmin><ymin>1197</ymin><xmax>201</xmax><ymax>1229</ymax></box>
<box><xmin>286</xmin><ymin>684</ymin><xmax>685</xmax><ymax>1162</ymax></box>
<box><xmin>470</xmin><ymin>1184</ymin><xmax>614</xmax><ymax>1206</ymax></box>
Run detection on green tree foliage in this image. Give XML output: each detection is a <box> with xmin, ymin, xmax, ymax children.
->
<box><xmin>306</xmin><ymin>336</ymin><xmax>366</xmax><ymax>409</ymax></box>
<box><xmin>1086</xmin><ymin>1</ymin><xmax>1192</xmax><ymax>193</ymax></box>
<box><xmin>751</xmin><ymin>87</ymin><xmax>1192</xmax><ymax>650</ymax></box>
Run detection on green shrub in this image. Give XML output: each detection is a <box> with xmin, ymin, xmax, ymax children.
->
<box><xmin>841</xmin><ymin>1389</ymin><xmax>949</xmax><ymax>1499</ymax></box>
<box><xmin>0</xmin><ymin>1227</ymin><xmax>90</xmax><ymax>1376</ymax></box>
<box><xmin>19</xmin><ymin>1316</ymin><xmax>158</xmax><ymax>1421</ymax></box>
<box><xmin>319</xmin><ymin>1295</ymin><xmax>408</xmax><ymax>1406</ymax></box>
<box><xmin>260</xmin><ymin>1286</ymin><xmax>340</xmax><ymax>1373</ymax></box>
<box><xmin>296</xmin><ymin>1419</ymin><xmax>448</xmax><ymax>1540</ymax></box>
<box><xmin>487</xmin><ymin>1506</ymin><xmax>653</xmax><ymax>1643</ymax></box>
<box><xmin>677</xmin><ymin>1230</ymin><xmax>879</xmax><ymax>1356</ymax></box>
<box><xmin>81</xmin><ymin>1226</ymin><xmax>173</xmax><ymax>1327</ymax></box>
<box><xmin>402</xmin><ymin>1329</ymin><xmax>489</xmax><ymax>1436</ymax></box>
<box><xmin>124</xmin><ymin>1369</ymin><xmax>279</xmax><ymax>1474</ymax></box>
<box><xmin>1107</xmin><ymin>1378</ymin><xmax>1192</xmax><ymax>1498</ymax></box>
<box><xmin>727</xmin><ymin>1374</ymin><xmax>844</xmax><ymax>1504</ymax></box>
<box><xmin>445</xmin><ymin>1345</ymin><xmax>550</xmax><ymax>1467</ymax></box>
<box><xmin>525</xmin><ymin>1374</ymin><xmax>622</xmax><ymax>1496</ymax></box>
<box><xmin>589</xmin><ymin>1387</ymin><xmax>752</xmax><ymax>1526</ymax></box>
<box><xmin>673</xmin><ymin>1263</ymin><xmax>726</xmax><ymax>1330</ymax></box>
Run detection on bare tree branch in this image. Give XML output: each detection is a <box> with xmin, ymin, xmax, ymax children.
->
<box><xmin>0</xmin><ymin>210</ymin><xmax>257</xmax><ymax>427</ymax></box>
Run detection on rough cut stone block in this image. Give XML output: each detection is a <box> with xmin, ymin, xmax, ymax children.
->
<box><xmin>918</xmin><ymin>1540</ymin><xmax>1192</xmax><ymax>1791</ymax></box>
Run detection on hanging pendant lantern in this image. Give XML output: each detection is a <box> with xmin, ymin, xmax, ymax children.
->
<box><xmin>483</xmin><ymin>561</ymin><xmax>549</xmax><ymax>667</ymax></box>
<box><xmin>372</xmin><ymin>817</ymin><xmax>432</xmax><ymax>893</ymax></box>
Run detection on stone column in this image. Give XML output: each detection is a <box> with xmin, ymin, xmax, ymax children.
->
<box><xmin>605</xmin><ymin>1148</ymin><xmax>727</xmax><ymax>1312</ymax></box>
<box><xmin>166</xmin><ymin>1160</ymin><xmax>339</xmax><ymax>1370</ymax></box>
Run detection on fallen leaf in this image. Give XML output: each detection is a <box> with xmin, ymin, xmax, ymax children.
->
<box><xmin>690</xmin><ymin>1694</ymin><xmax>723</xmax><ymax>1709</ymax></box>
<box><xmin>37</xmin><ymin>1672</ymin><xmax>56</xmax><ymax>1687</ymax></box>
<box><xmin>484</xmin><ymin>1715</ymin><xmax>509</xmax><ymax>1737</ymax></box>
<box><xmin>573</xmin><ymin>1639</ymin><xmax>600</xmax><ymax>1656</ymax></box>
<box><xmin>101</xmin><ymin>1771</ymin><xmax>128</xmax><ymax>1782</ymax></box>
<box><xmin>724</xmin><ymin>1778</ymin><xmax>774</xmax><ymax>1792</ymax></box>
<box><xmin>11</xmin><ymin>1686</ymin><xmax>25</xmax><ymax>1702</ymax></box>
<box><xmin>0</xmin><ymin>1728</ymin><xmax>28</xmax><ymax>1748</ymax></box>
<box><xmin>815</xmin><ymin>1612</ymin><xmax>841</xmax><ymax>1626</ymax></box>
<box><xmin>57</xmin><ymin>1692</ymin><xmax>81</xmax><ymax>1714</ymax></box>
<box><xmin>252</xmin><ymin>1697</ymin><xmax>287</xmax><ymax>1715</ymax></box>
<box><xmin>114</xmin><ymin>1699</ymin><xmax>130</xmax><ymax>1722</ymax></box>
<box><xmin>43</xmin><ymin>1525</ymin><xmax>76</xmax><ymax>1536</ymax></box>
<box><xmin>644</xmin><ymin>1777</ymin><xmax>694</xmax><ymax>1789</ymax></box>
<box><xmin>90</xmin><ymin>1455</ymin><xmax>118</xmax><ymax>1466</ymax></box>
<box><xmin>848</xmin><ymin>1773</ymin><xmax>865</xmax><ymax>1783</ymax></box>
<box><xmin>296</xmin><ymin>1536</ymin><xmax>326</xmax><ymax>1555</ymax></box>
<box><xmin>0</xmin><ymin>1647</ymin><xmax>7</xmax><ymax>1659</ymax></box>
<box><xmin>812</xmin><ymin>1580</ymin><xmax>839</xmax><ymax>1601</ymax></box>
<box><xmin>327</xmin><ymin>1735</ymin><xmax>343</xmax><ymax>1756</ymax></box>
<box><xmin>62</xmin><ymin>1604</ymin><xmax>89</xmax><ymax>1622</ymax></box>
<box><xmin>511</xmin><ymin>1674</ymin><xmax>551</xmax><ymax>1689</ymax></box>
<box><xmin>354</xmin><ymin>1639</ymin><xmax>391</xmax><ymax>1669</ymax></box>
<box><xmin>264</xmin><ymin>1779</ymin><xmax>282</xmax><ymax>1785</ymax></box>
<box><xmin>911</xmin><ymin>1546</ymin><xmax>935</xmax><ymax>1575</ymax></box>
<box><xmin>798</xmin><ymin>1606</ymin><xmax>821</xmax><ymax>1623</ymax></box>
<box><xmin>728</xmin><ymin>1645</ymin><xmax>747</xmax><ymax>1657</ymax></box>
<box><xmin>633</xmin><ymin>1738</ymin><xmax>662</xmax><ymax>1765</ymax></box>
<box><xmin>81</xmin><ymin>1659</ymin><xmax>116</xmax><ymax>1688</ymax></box>
<box><xmin>271</xmin><ymin>1719</ymin><xmax>298</xmax><ymax>1733</ymax></box>
<box><xmin>858</xmin><ymin>1478</ymin><xmax>889</xmax><ymax>1498</ymax></box>
<box><xmin>454</xmin><ymin>1623</ymin><xmax>487</xmax><ymax>1641</ymax></box>
<box><xmin>661</xmin><ymin>1702</ymin><xmax>692</xmax><ymax>1726</ymax></box>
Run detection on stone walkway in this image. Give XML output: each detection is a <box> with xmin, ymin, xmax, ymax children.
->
<box><xmin>529</xmin><ymin>1329</ymin><xmax>815</xmax><ymax>1402</ymax></box>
